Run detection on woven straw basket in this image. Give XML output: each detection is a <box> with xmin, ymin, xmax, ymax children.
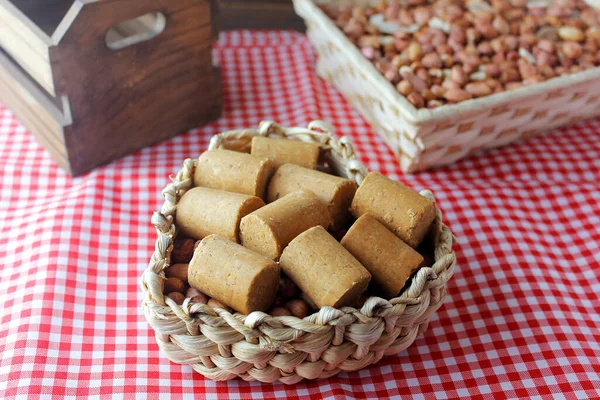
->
<box><xmin>141</xmin><ymin>121</ymin><xmax>457</xmax><ymax>383</ymax></box>
<box><xmin>293</xmin><ymin>0</ymin><xmax>600</xmax><ymax>173</ymax></box>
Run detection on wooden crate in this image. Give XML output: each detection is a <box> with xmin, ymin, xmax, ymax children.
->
<box><xmin>0</xmin><ymin>0</ymin><xmax>222</xmax><ymax>176</ymax></box>
<box><xmin>216</xmin><ymin>0</ymin><xmax>305</xmax><ymax>31</ymax></box>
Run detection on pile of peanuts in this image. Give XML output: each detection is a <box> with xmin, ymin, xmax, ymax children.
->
<box><xmin>163</xmin><ymin>237</ymin><xmax>314</xmax><ymax>318</ymax></box>
<box><xmin>321</xmin><ymin>0</ymin><xmax>600</xmax><ymax>108</ymax></box>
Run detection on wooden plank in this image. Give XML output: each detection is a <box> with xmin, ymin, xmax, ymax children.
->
<box><xmin>0</xmin><ymin>50</ymin><xmax>70</xmax><ymax>172</ymax></box>
<box><xmin>216</xmin><ymin>0</ymin><xmax>305</xmax><ymax>31</ymax></box>
<box><xmin>0</xmin><ymin>0</ymin><xmax>56</xmax><ymax>95</ymax></box>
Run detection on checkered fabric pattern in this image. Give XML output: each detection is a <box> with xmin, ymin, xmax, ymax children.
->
<box><xmin>1</xmin><ymin>31</ymin><xmax>599</xmax><ymax>399</ymax></box>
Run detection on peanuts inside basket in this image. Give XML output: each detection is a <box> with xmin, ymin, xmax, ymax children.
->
<box><xmin>141</xmin><ymin>120</ymin><xmax>457</xmax><ymax>383</ymax></box>
<box><xmin>293</xmin><ymin>0</ymin><xmax>600</xmax><ymax>172</ymax></box>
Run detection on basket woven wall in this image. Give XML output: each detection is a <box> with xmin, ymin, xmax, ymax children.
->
<box><xmin>293</xmin><ymin>0</ymin><xmax>600</xmax><ymax>173</ymax></box>
<box><xmin>141</xmin><ymin>121</ymin><xmax>457</xmax><ymax>383</ymax></box>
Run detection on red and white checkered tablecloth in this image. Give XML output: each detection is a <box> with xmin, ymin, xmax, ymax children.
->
<box><xmin>1</xmin><ymin>31</ymin><xmax>599</xmax><ymax>399</ymax></box>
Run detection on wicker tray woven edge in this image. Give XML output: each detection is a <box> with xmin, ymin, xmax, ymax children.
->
<box><xmin>141</xmin><ymin>120</ymin><xmax>458</xmax><ymax>384</ymax></box>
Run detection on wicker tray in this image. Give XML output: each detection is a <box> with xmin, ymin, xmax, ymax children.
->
<box><xmin>293</xmin><ymin>0</ymin><xmax>600</xmax><ymax>173</ymax></box>
<box><xmin>141</xmin><ymin>121</ymin><xmax>457</xmax><ymax>383</ymax></box>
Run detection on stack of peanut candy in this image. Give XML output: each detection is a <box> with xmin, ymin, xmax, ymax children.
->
<box><xmin>321</xmin><ymin>0</ymin><xmax>600</xmax><ymax>108</ymax></box>
<box><xmin>164</xmin><ymin>137</ymin><xmax>436</xmax><ymax>317</ymax></box>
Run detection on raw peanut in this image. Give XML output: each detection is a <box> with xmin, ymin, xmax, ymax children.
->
<box><xmin>518</xmin><ymin>62</ymin><xmax>537</xmax><ymax>80</ymax></box>
<box><xmin>484</xmin><ymin>64</ymin><xmax>501</xmax><ymax>78</ymax></box>
<box><xmin>463</xmin><ymin>63</ymin><xmax>476</xmax><ymax>75</ymax></box>
<box><xmin>510</xmin><ymin>0</ymin><xmax>527</xmax><ymax>9</ymax></box>
<box><xmin>164</xmin><ymin>277</ymin><xmax>185</xmax><ymax>294</ymax></box>
<box><xmin>477</xmin><ymin>41</ymin><xmax>493</xmax><ymax>56</ymax></box>
<box><xmin>358</xmin><ymin>35</ymin><xmax>380</xmax><ymax>48</ymax></box>
<box><xmin>270</xmin><ymin>307</ymin><xmax>292</xmax><ymax>317</ymax></box>
<box><xmin>384</xmin><ymin>66</ymin><xmax>400</xmax><ymax>83</ymax></box>
<box><xmin>421</xmin><ymin>89</ymin><xmax>435</xmax><ymax>102</ymax></box>
<box><xmin>450</xmin><ymin>66</ymin><xmax>468</xmax><ymax>86</ymax></box>
<box><xmin>391</xmin><ymin>54</ymin><xmax>409</xmax><ymax>68</ymax></box>
<box><xmin>485</xmin><ymin>79</ymin><xmax>499</xmax><ymax>90</ymax></box>
<box><xmin>384</xmin><ymin>1</ymin><xmax>400</xmax><ymax>20</ymax></box>
<box><xmin>441</xmin><ymin>53</ymin><xmax>454</xmax><ymax>68</ymax></box>
<box><xmin>410</xmin><ymin>61</ymin><xmax>422</xmax><ymax>71</ymax></box>
<box><xmin>208</xmin><ymin>298</ymin><xmax>232</xmax><ymax>312</ymax></box>
<box><xmin>537</xmin><ymin>40</ymin><xmax>556</xmax><ymax>54</ymax></box>
<box><xmin>365</xmin><ymin>24</ymin><xmax>380</xmax><ymax>36</ymax></box>
<box><xmin>167</xmin><ymin>292</ymin><xmax>185</xmax><ymax>305</ymax></box>
<box><xmin>465</xmin><ymin>28</ymin><xmax>479</xmax><ymax>45</ymax></box>
<box><xmin>395</xmin><ymin>38</ymin><xmax>410</xmax><ymax>52</ymax></box>
<box><xmin>172</xmin><ymin>238</ymin><xmax>195</xmax><ymax>264</ymax></box>
<box><xmin>396</xmin><ymin>80</ymin><xmax>414</xmax><ymax>96</ymax></box>
<box><xmin>536</xmin><ymin>51</ymin><xmax>557</xmax><ymax>67</ymax></box>
<box><xmin>506</xmin><ymin>50</ymin><xmax>519</xmax><ymax>62</ymax></box>
<box><xmin>407</xmin><ymin>92</ymin><xmax>425</xmax><ymax>108</ymax></box>
<box><xmin>558</xmin><ymin>26</ymin><xmax>585</xmax><ymax>42</ymax></box>
<box><xmin>479</xmin><ymin>23</ymin><xmax>499</xmax><ymax>40</ymax></box>
<box><xmin>437</xmin><ymin>43</ymin><xmax>452</xmax><ymax>55</ymax></box>
<box><xmin>430</xmin><ymin>84</ymin><xmax>445</xmax><ymax>97</ymax></box>
<box><xmin>165</xmin><ymin>263</ymin><xmax>189</xmax><ymax>284</ymax></box>
<box><xmin>413</xmin><ymin>7</ymin><xmax>431</xmax><ymax>25</ymax></box>
<box><xmin>501</xmin><ymin>68</ymin><xmax>520</xmax><ymax>83</ymax></box>
<box><xmin>421</xmin><ymin>53</ymin><xmax>442</xmax><ymax>68</ymax></box>
<box><xmin>286</xmin><ymin>299</ymin><xmax>309</xmax><ymax>318</ymax></box>
<box><xmin>465</xmin><ymin>82</ymin><xmax>492</xmax><ymax>97</ymax></box>
<box><xmin>505</xmin><ymin>82</ymin><xmax>524</xmax><ymax>91</ymax></box>
<box><xmin>536</xmin><ymin>26</ymin><xmax>559</xmax><ymax>41</ymax></box>
<box><xmin>186</xmin><ymin>287</ymin><xmax>202</xmax><ymax>298</ymax></box>
<box><xmin>191</xmin><ymin>294</ymin><xmax>208</xmax><ymax>304</ymax></box>
<box><xmin>539</xmin><ymin>65</ymin><xmax>557</xmax><ymax>78</ymax></box>
<box><xmin>523</xmin><ymin>75</ymin><xmax>544</xmax><ymax>85</ymax></box>
<box><xmin>444</xmin><ymin>89</ymin><xmax>472</xmax><ymax>102</ymax></box>
<box><xmin>415</xmin><ymin>68</ymin><xmax>430</xmax><ymax>83</ymax></box>
<box><xmin>562</xmin><ymin>42</ymin><xmax>583</xmax><ymax>59</ymax></box>
<box><xmin>428</xmin><ymin>68</ymin><xmax>443</xmax><ymax>79</ymax></box>
<box><xmin>407</xmin><ymin>42</ymin><xmax>422</xmax><ymax>61</ymax></box>
<box><xmin>503</xmin><ymin>35</ymin><xmax>519</xmax><ymax>51</ymax></box>
<box><xmin>400</xmin><ymin>67</ymin><xmax>428</xmax><ymax>91</ymax></box>
<box><xmin>361</xmin><ymin>47</ymin><xmax>377</xmax><ymax>60</ymax></box>
<box><xmin>492</xmin><ymin>16</ymin><xmax>510</xmax><ymax>35</ymax></box>
<box><xmin>194</xmin><ymin>240</ymin><xmax>201</xmax><ymax>250</ymax></box>
<box><xmin>442</xmin><ymin>79</ymin><xmax>461</xmax><ymax>91</ymax></box>
<box><xmin>279</xmin><ymin>277</ymin><xmax>299</xmax><ymax>299</ymax></box>
<box><xmin>492</xmin><ymin>52</ymin><xmax>506</xmax><ymax>64</ymax></box>
<box><xmin>427</xmin><ymin>100</ymin><xmax>444</xmax><ymax>108</ymax></box>
<box><xmin>399</xmin><ymin>9</ymin><xmax>415</xmax><ymax>25</ymax></box>
<box><xmin>490</xmin><ymin>39</ymin><xmax>506</xmax><ymax>54</ymax></box>
<box><xmin>344</xmin><ymin>20</ymin><xmax>364</xmax><ymax>37</ymax></box>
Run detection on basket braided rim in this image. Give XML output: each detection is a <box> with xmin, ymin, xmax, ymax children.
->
<box><xmin>141</xmin><ymin>120</ymin><xmax>458</xmax><ymax>383</ymax></box>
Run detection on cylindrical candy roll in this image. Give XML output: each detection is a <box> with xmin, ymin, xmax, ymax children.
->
<box><xmin>194</xmin><ymin>150</ymin><xmax>275</xmax><ymax>200</ymax></box>
<box><xmin>279</xmin><ymin>226</ymin><xmax>371</xmax><ymax>308</ymax></box>
<box><xmin>176</xmin><ymin>187</ymin><xmax>264</xmax><ymax>242</ymax></box>
<box><xmin>188</xmin><ymin>234</ymin><xmax>280</xmax><ymax>314</ymax></box>
<box><xmin>267</xmin><ymin>163</ymin><xmax>357</xmax><ymax>231</ymax></box>
<box><xmin>341</xmin><ymin>215</ymin><xmax>424</xmax><ymax>298</ymax></box>
<box><xmin>239</xmin><ymin>190</ymin><xmax>330</xmax><ymax>260</ymax></box>
<box><xmin>251</xmin><ymin>136</ymin><xmax>320</xmax><ymax>169</ymax></box>
<box><xmin>351</xmin><ymin>172</ymin><xmax>435</xmax><ymax>248</ymax></box>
